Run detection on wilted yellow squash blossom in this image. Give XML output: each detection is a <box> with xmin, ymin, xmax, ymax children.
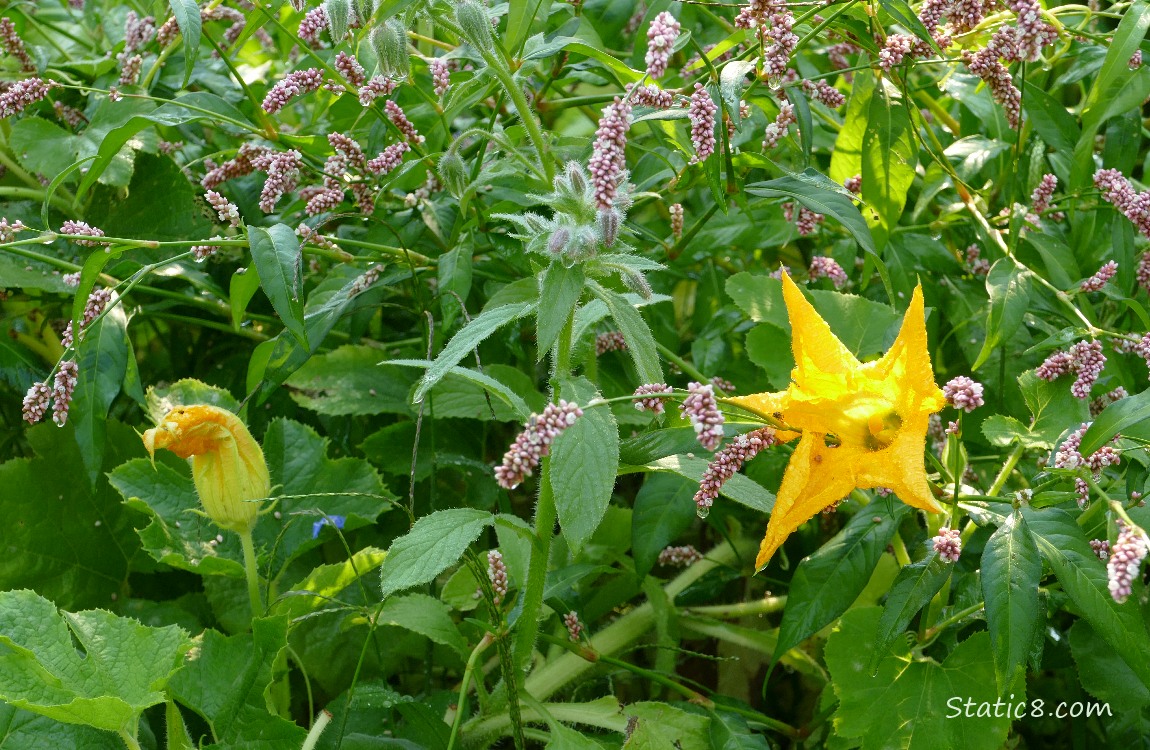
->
<box><xmin>141</xmin><ymin>405</ymin><xmax>269</xmax><ymax>534</ymax></box>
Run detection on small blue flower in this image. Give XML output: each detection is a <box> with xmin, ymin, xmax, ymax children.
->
<box><xmin>311</xmin><ymin>515</ymin><xmax>346</xmax><ymax>538</ymax></box>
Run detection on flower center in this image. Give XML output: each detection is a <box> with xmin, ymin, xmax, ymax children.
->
<box><xmin>829</xmin><ymin>396</ymin><xmax>902</xmax><ymax>451</ymax></box>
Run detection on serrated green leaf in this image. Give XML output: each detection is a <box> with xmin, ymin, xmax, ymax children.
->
<box><xmin>379</xmin><ymin>509</ymin><xmax>495</xmax><ymax>599</ymax></box>
<box><xmin>981</xmin><ymin>511</ymin><xmax>1043</xmax><ymax>694</ymax></box>
<box><xmin>775</xmin><ymin>504</ymin><xmax>909</xmax><ymax>662</ymax></box>
<box><xmin>632</xmin><ymin>473</ymin><xmax>699</xmax><ymax>578</ymax></box>
<box><xmin>709</xmin><ymin>708</ymin><xmax>772</xmax><ymax>750</ymax></box>
<box><xmin>8</xmin><ymin>117</ymin><xmax>81</xmax><ymax>178</ymax></box>
<box><xmin>537</xmin><ymin>262</ymin><xmax>584</xmax><ymax>359</ymax></box>
<box><xmin>0</xmin><ymin>590</ymin><xmax>189</xmax><ymax>733</ymax></box>
<box><xmin>551</xmin><ymin>377</ymin><xmax>620</xmax><ymax>552</ymax></box>
<box><xmin>414</xmin><ymin>301</ymin><xmax>535</xmax><ymax>403</ymax></box>
<box><xmin>376</xmin><ymin>593</ymin><xmax>469</xmax><ymax>658</ymax></box>
<box><xmin>0</xmin><ymin>702</ymin><xmax>124</xmax><ymax>749</ymax></box>
<box><xmin>870</xmin><ymin>552</ymin><xmax>951</xmax><ymax>674</ymax></box>
<box><xmin>1022</xmin><ymin>506</ymin><xmax>1150</xmax><ymax>687</ymax></box>
<box><xmin>827</xmin><ymin>608</ymin><xmax>1017</xmax><ymax>750</ymax></box>
<box><xmin>981</xmin><ymin>414</ymin><xmax>1049</xmax><ymax>449</ymax></box>
<box><xmin>1068</xmin><ymin>619</ymin><xmax>1150</xmax><ymax>712</ymax></box>
<box><xmin>438</xmin><ymin>245</ymin><xmax>473</xmax><ymax>331</ymax></box>
<box><xmin>248</xmin><ymin>224</ymin><xmax>307</xmax><ymax>348</ymax></box>
<box><xmin>623</xmin><ymin>702</ymin><xmax>711</xmax><ymax>750</ymax></box>
<box><xmin>168</xmin><ymin>616</ymin><xmax>306</xmax><ymax>746</ymax></box>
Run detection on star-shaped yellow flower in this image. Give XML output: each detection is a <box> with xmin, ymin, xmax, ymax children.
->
<box><xmin>729</xmin><ymin>273</ymin><xmax>946</xmax><ymax>569</ymax></box>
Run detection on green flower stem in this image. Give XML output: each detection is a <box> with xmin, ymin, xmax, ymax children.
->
<box><xmin>987</xmin><ymin>443</ymin><xmax>1025</xmax><ymax>497</ymax></box>
<box><xmin>524</xmin><ymin>540</ymin><xmax>740</xmax><ymax>699</ymax></box>
<box><xmin>465</xmin><ymin>540</ymin><xmax>745</xmax><ymax>739</ymax></box>
<box><xmin>655</xmin><ymin>342</ymin><xmax>708</xmax><ymax>382</ymax></box>
<box><xmin>922</xmin><ymin>601</ymin><xmax>985</xmax><ymax>642</ymax></box>
<box><xmin>680</xmin><ymin>596</ymin><xmax>788</xmax><ymax>618</ymax></box>
<box><xmin>238</xmin><ymin>529</ymin><xmax>264</xmax><ymax>619</ymax></box>
<box><xmin>890</xmin><ymin>531</ymin><xmax>912</xmax><ymax>568</ymax></box>
<box><xmin>512</xmin><ymin>455</ymin><xmax>558</xmax><ymax>672</ymax></box>
<box><xmin>447</xmin><ymin>633</ymin><xmax>495</xmax><ymax>750</ymax></box>
<box><xmin>537</xmin><ymin>632</ymin><xmax>714</xmax><ymax>707</ymax></box>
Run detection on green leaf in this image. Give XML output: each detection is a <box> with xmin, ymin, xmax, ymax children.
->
<box><xmin>70</xmin><ymin>307</ymin><xmax>130</xmax><ymax>487</ymax></box>
<box><xmin>388</xmin><ymin>359</ymin><xmax>532</xmax><ymax>419</ymax></box>
<box><xmin>746</xmin><ymin>170</ymin><xmax>881</xmax><ymax>273</ymax></box>
<box><xmin>774</xmin><ymin>504</ymin><xmax>909</xmax><ymax>662</ymax></box>
<box><xmin>537</xmin><ymin>262</ymin><xmax>585</xmax><ymax>359</ymax></box>
<box><xmin>413</xmin><ymin>301</ymin><xmax>535</xmax><ymax>403</ymax></box>
<box><xmin>1068</xmin><ymin>619</ymin><xmax>1150</xmax><ymax>712</ymax></box>
<box><xmin>376</xmin><ymin>593</ymin><xmax>469</xmax><ymax>658</ymax></box>
<box><xmin>623</xmin><ymin>702</ymin><xmax>711</xmax><ymax>750</ymax></box>
<box><xmin>1018</xmin><ymin>370</ymin><xmax>1089</xmax><ymax>446</ymax></box>
<box><xmin>829</xmin><ymin>69</ymin><xmax>872</xmax><ymax>185</ymax></box>
<box><xmin>550</xmin><ymin>377</ymin><xmax>620</xmax><ymax>552</ymax></box>
<box><xmin>77</xmin><ymin>94</ymin><xmax>250</xmax><ymax>196</ymax></box>
<box><xmin>827</xmin><ymin>607</ymin><xmax>1017</xmax><ymax>750</ymax></box>
<box><xmin>287</xmin><ymin>346</ymin><xmax>417</xmax><ymax>416</ymax></box>
<box><xmin>273</xmin><ymin>547</ymin><xmax>387</xmax><ymax>619</ymax></box>
<box><xmin>438</xmin><ymin>245</ymin><xmax>473</xmax><ymax>331</ymax></box>
<box><xmin>248</xmin><ymin>224</ymin><xmax>307</xmax><ymax>348</ymax></box>
<box><xmin>726</xmin><ymin>274</ymin><xmax>900</xmax><ymax>358</ymax></box>
<box><xmin>8</xmin><ymin>117</ymin><xmax>81</xmax><ymax>178</ymax></box>
<box><xmin>1022</xmin><ymin>82</ymin><xmax>1080</xmax><ymax>152</ymax></box>
<box><xmin>1081</xmin><ymin>0</ymin><xmax>1150</xmax><ymax>133</ymax></box>
<box><xmin>546</xmin><ymin>722</ymin><xmax>605</xmax><ymax>749</ymax></box>
<box><xmin>709</xmin><ymin>709</ymin><xmax>771</xmax><ymax>750</ymax></box>
<box><xmin>145</xmin><ymin>378</ymin><xmax>240</xmax><ymax>424</ymax></box>
<box><xmin>1080</xmin><ymin>385</ymin><xmax>1150</xmax><ymax>455</ymax></box>
<box><xmin>635</xmin><ymin>454</ymin><xmax>774</xmax><ymax>513</ymax></box>
<box><xmin>0</xmin><ymin>422</ymin><xmax>143</xmax><ymax>610</ymax></box>
<box><xmin>168</xmin><ymin>0</ymin><xmax>202</xmax><ymax>86</ymax></box>
<box><xmin>87</xmin><ymin>154</ymin><xmax>212</xmax><ymax>241</ymax></box>
<box><xmin>744</xmin><ymin>323</ymin><xmax>792</xmax><ymax>389</ymax></box>
<box><xmin>720</xmin><ymin>60</ymin><xmax>757</xmax><ymax>119</ymax></box>
<box><xmin>379</xmin><ymin>509</ymin><xmax>495</xmax><ymax>599</ymax></box>
<box><xmin>877</xmin><ymin>0</ymin><xmax>939</xmax><ymax>52</ymax></box>
<box><xmin>0</xmin><ymin>589</ymin><xmax>189</xmax><ymax>732</ymax></box>
<box><xmin>1022</xmin><ymin>506</ymin><xmax>1150</xmax><ymax>687</ymax></box>
<box><xmin>973</xmin><ymin>259</ymin><xmax>1030</xmax><ymax>370</ymax></box>
<box><xmin>0</xmin><ymin>702</ymin><xmax>123</xmax><ymax>749</ymax></box>
<box><xmin>860</xmin><ymin>79</ymin><xmax>916</xmax><ymax>250</ymax></box>
<box><xmin>592</xmin><ymin>285</ymin><xmax>663</xmax><ymax>385</ymax></box>
<box><xmin>869</xmin><ymin>552</ymin><xmax>952</xmax><ymax>674</ymax></box>
<box><xmin>506</xmin><ymin>0</ymin><xmax>548</xmax><ymax>54</ymax></box>
<box><xmin>980</xmin><ymin>414</ymin><xmax>1050</xmax><ymax>449</ymax></box>
<box><xmin>168</xmin><ymin>617</ymin><xmax>306</xmax><ymax>746</ymax></box>
<box><xmin>980</xmin><ymin>511</ymin><xmax>1043</xmax><ymax>694</ymax></box>
<box><xmin>632</xmin><ymin>473</ymin><xmax>699</xmax><ymax>578</ymax></box>
<box><xmin>230</xmin><ymin>266</ymin><xmax>261</xmax><ymax>330</ymax></box>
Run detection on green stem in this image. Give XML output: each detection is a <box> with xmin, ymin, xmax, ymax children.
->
<box><xmin>922</xmin><ymin>601</ymin><xmax>985</xmax><ymax>641</ymax></box>
<box><xmin>300</xmin><ymin>710</ymin><xmax>332</xmax><ymax>750</ymax></box>
<box><xmin>680</xmin><ymin>596</ymin><xmax>787</xmax><ymax>618</ymax></box>
<box><xmin>447</xmin><ymin>633</ymin><xmax>495</xmax><ymax>750</ymax></box>
<box><xmin>512</xmin><ymin>456</ymin><xmax>558</xmax><ymax>672</ymax></box>
<box><xmin>239</xmin><ymin>529</ymin><xmax>264</xmax><ymax>619</ymax></box>
<box><xmin>656</xmin><ymin>342</ymin><xmax>708</xmax><ymax>382</ymax></box>
<box><xmin>117</xmin><ymin>727</ymin><xmax>141</xmax><ymax>750</ymax></box>
<box><xmin>987</xmin><ymin>443</ymin><xmax>1025</xmax><ymax>497</ymax></box>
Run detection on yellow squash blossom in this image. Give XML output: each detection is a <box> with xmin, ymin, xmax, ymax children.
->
<box><xmin>729</xmin><ymin>273</ymin><xmax>946</xmax><ymax>569</ymax></box>
<box><xmin>141</xmin><ymin>405</ymin><xmax>269</xmax><ymax>534</ymax></box>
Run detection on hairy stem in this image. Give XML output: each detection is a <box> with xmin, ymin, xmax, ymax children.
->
<box><xmin>239</xmin><ymin>529</ymin><xmax>264</xmax><ymax>618</ymax></box>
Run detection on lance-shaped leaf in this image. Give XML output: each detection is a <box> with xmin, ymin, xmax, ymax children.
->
<box><xmin>981</xmin><ymin>511</ymin><xmax>1043</xmax><ymax>694</ymax></box>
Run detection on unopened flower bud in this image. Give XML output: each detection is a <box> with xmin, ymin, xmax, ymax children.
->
<box><xmin>548</xmin><ymin>228</ymin><xmax>570</xmax><ymax>255</ymax></box>
<box><xmin>370</xmin><ymin>19</ymin><xmax>411</xmax><ymax>79</ymax></box>
<box><xmin>598</xmin><ymin>208</ymin><xmax>619</xmax><ymax>248</ymax></box>
<box><xmin>142</xmin><ymin>405</ymin><xmax>269</xmax><ymax>534</ymax></box>
<box><xmin>454</xmin><ymin>0</ymin><xmax>495</xmax><ymax>53</ymax></box>
<box><xmin>438</xmin><ymin>150</ymin><xmax>467</xmax><ymax>198</ymax></box>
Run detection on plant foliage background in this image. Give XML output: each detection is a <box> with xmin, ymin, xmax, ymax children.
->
<box><xmin>0</xmin><ymin>0</ymin><xmax>1149</xmax><ymax>747</ymax></box>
